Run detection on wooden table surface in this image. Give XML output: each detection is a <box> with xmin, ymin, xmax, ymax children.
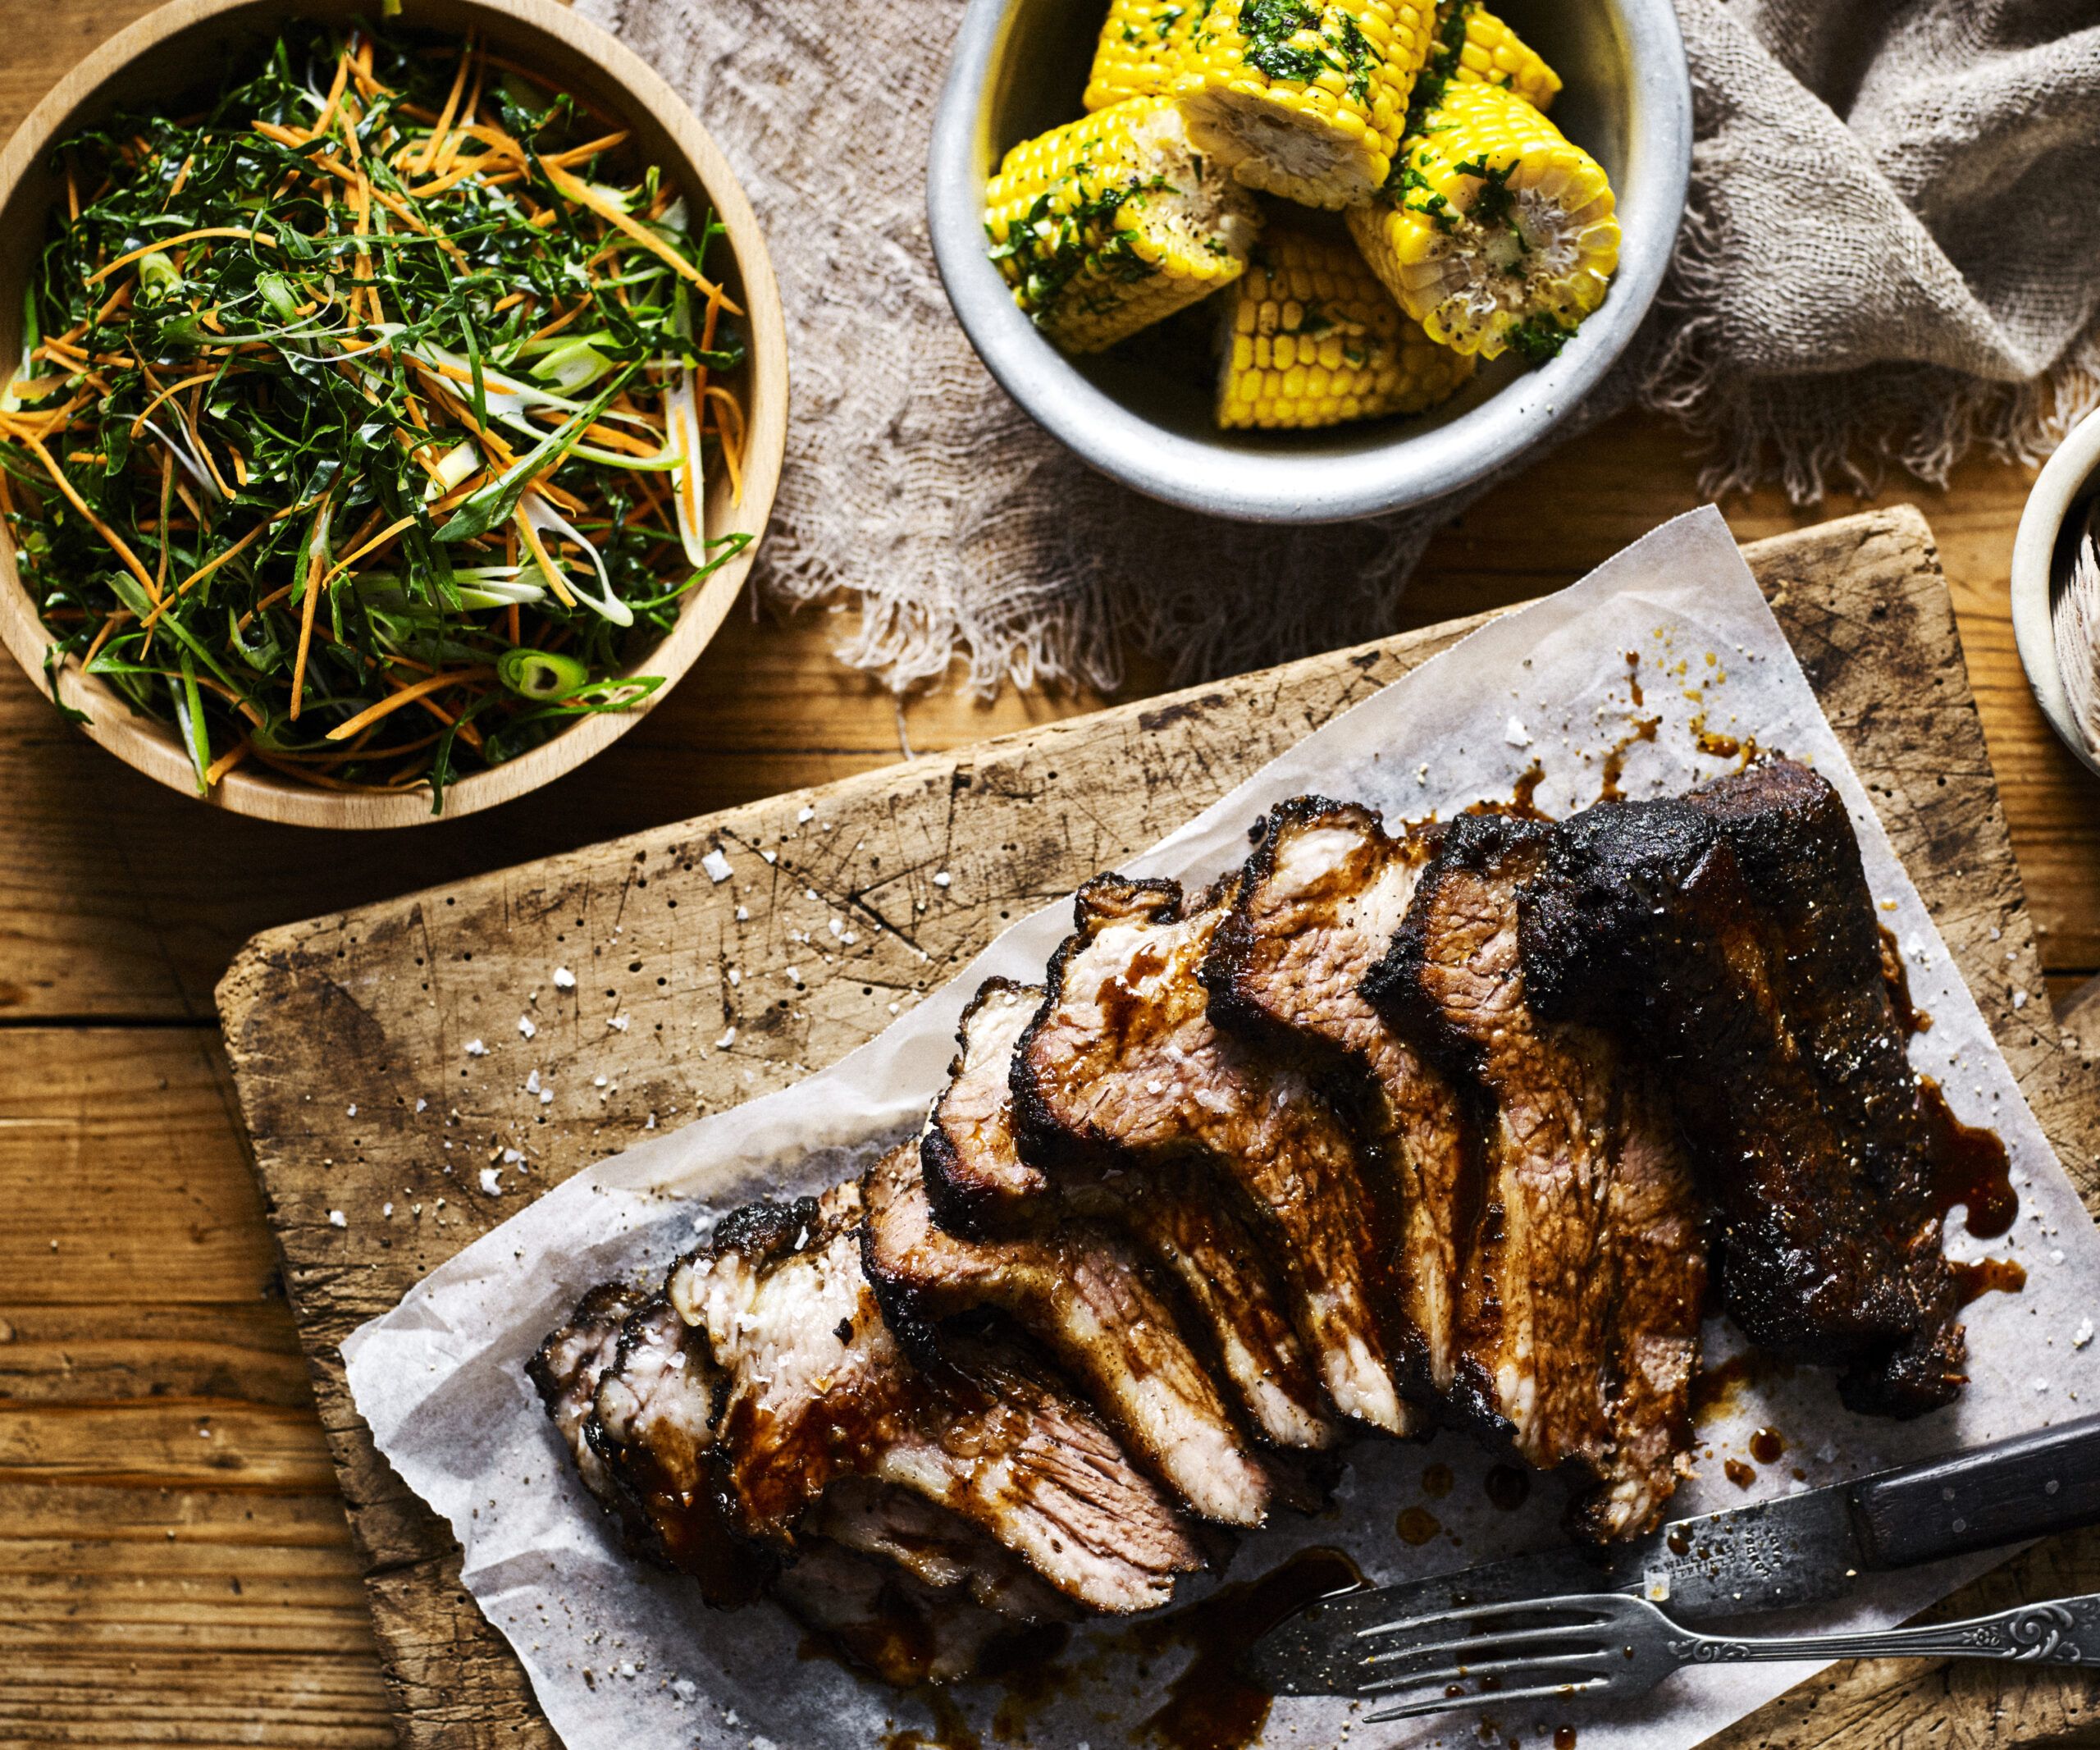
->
<box><xmin>4</xmin><ymin>4</ymin><xmax>2099</xmax><ymax>1744</ymax></box>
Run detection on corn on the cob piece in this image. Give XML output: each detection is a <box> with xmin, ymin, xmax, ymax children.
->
<box><xmin>985</xmin><ymin>98</ymin><xmax>1262</xmax><ymax>354</ymax></box>
<box><xmin>1429</xmin><ymin>1</ymin><xmax>1561</xmax><ymax>112</ymax></box>
<box><xmin>1217</xmin><ymin>226</ymin><xmax>1472</xmax><ymax>427</ymax></box>
<box><xmin>1174</xmin><ymin>0</ymin><xmax>1437</xmax><ymax>209</ymax></box>
<box><xmin>1084</xmin><ymin>0</ymin><xmax>1203</xmax><ymax>111</ymax></box>
<box><xmin>1347</xmin><ymin>81</ymin><xmax>1616</xmax><ymax>362</ymax></box>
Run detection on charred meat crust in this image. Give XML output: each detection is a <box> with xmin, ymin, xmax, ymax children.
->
<box><xmin>1012</xmin><ymin>871</ymin><xmax>1415</xmax><ymax>1437</ymax></box>
<box><xmin>528</xmin><ymin>1282</ymin><xmax>646</xmax><ymax>1522</ymax></box>
<box><xmin>922</xmin><ymin>979</ymin><xmax>1048</xmax><ymax>1237</ymax></box>
<box><xmin>1362</xmin><ymin>813</ymin><xmax>1551</xmax><ymax>1081</ymax></box>
<box><xmin>1518</xmin><ymin>761</ymin><xmax>1964</xmax><ymax>1418</ymax></box>
<box><xmin>979</xmin><ymin>941</ymin><xmax>1337</xmax><ymax>1455</ymax></box>
<box><xmin>1362</xmin><ymin>811</ymin><xmax>1701</xmax><ymax>1540</ymax></box>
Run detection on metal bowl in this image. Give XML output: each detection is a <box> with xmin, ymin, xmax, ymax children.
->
<box><xmin>2011</xmin><ymin>406</ymin><xmax>2100</xmax><ymax>779</ymax></box>
<box><xmin>926</xmin><ymin>0</ymin><xmax>1691</xmax><ymax>523</ymax></box>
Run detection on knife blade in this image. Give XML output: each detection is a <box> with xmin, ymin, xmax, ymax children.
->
<box><xmin>1248</xmin><ymin>1411</ymin><xmax>2100</xmax><ymax>1697</ymax></box>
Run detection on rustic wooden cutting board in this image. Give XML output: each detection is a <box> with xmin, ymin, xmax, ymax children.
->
<box><xmin>217</xmin><ymin>506</ymin><xmax>2100</xmax><ymax>1750</ymax></box>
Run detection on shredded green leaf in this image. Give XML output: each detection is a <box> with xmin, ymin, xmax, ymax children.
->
<box><xmin>0</xmin><ymin>18</ymin><xmax>751</xmax><ymax>811</ymax></box>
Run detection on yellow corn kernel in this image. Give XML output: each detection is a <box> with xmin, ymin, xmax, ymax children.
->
<box><xmin>1216</xmin><ymin>226</ymin><xmax>1473</xmax><ymax>428</ymax></box>
<box><xmin>1084</xmin><ymin>0</ymin><xmax>1203</xmax><ymax>110</ymax></box>
<box><xmin>1347</xmin><ymin>80</ymin><xmax>1618</xmax><ymax>361</ymax></box>
<box><xmin>984</xmin><ymin>98</ymin><xmax>1262</xmax><ymax>354</ymax></box>
<box><xmin>1173</xmin><ymin>0</ymin><xmax>1437</xmax><ymax>209</ymax></box>
<box><xmin>1430</xmin><ymin>1</ymin><xmax>1562</xmax><ymax>112</ymax></box>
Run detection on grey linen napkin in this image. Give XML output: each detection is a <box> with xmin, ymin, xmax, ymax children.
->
<box><xmin>577</xmin><ymin>0</ymin><xmax>2100</xmax><ymax>692</ymax></box>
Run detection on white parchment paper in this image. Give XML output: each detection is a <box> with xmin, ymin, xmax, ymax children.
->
<box><xmin>344</xmin><ymin>507</ymin><xmax>2100</xmax><ymax>1750</ymax></box>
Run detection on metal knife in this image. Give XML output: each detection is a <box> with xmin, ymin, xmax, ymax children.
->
<box><xmin>1249</xmin><ymin>1412</ymin><xmax>2100</xmax><ymax>1697</ymax></box>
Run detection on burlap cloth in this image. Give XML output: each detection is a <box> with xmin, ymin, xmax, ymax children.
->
<box><xmin>577</xmin><ymin>0</ymin><xmax>2100</xmax><ymax>692</ymax></box>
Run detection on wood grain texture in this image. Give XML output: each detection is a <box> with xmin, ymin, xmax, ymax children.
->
<box><xmin>0</xmin><ymin>0</ymin><xmax>786</xmax><ymax>830</ymax></box>
<box><xmin>218</xmin><ymin>507</ymin><xmax>2100</xmax><ymax>1749</ymax></box>
<box><xmin>0</xmin><ymin>1029</ymin><xmax>397</xmax><ymax>1745</ymax></box>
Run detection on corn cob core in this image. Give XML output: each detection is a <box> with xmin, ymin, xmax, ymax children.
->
<box><xmin>1218</xmin><ymin>226</ymin><xmax>1473</xmax><ymax>427</ymax></box>
<box><xmin>1084</xmin><ymin>0</ymin><xmax>1203</xmax><ymax>111</ymax></box>
<box><xmin>1432</xmin><ymin>1</ymin><xmax>1562</xmax><ymax>112</ymax></box>
<box><xmin>985</xmin><ymin>98</ymin><xmax>1262</xmax><ymax>354</ymax></box>
<box><xmin>1174</xmin><ymin>0</ymin><xmax>1436</xmax><ymax>209</ymax></box>
<box><xmin>1347</xmin><ymin>82</ymin><xmax>1617</xmax><ymax>361</ymax></box>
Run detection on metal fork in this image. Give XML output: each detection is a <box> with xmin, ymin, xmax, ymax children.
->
<box><xmin>1354</xmin><ymin>1589</ymin><xmax>2100</xmax><ymax>1723</ymax></box>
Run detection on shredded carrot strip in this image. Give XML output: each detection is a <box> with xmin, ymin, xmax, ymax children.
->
<box><xmin>316</xmin><ymin>514</ymin><xmax>417</xmax><ymax>591</ymax></box>
<box><xmin>419</xmin><ymin>39</ymin><xmax>474</xmax><ymax>174</ymax></box>
<box><xmin>17</xmin><ymin>433</ymin><xmax>160</xmax><ymax>596</ymax></box>
<box><xmin>86</xmin><ymin>229</ymin><xmax>275</xmax><ymax>287</ymax></box>
<box><xmin>140</xmin><ymin>516</ymin><xmax>273</xmax><ymax>631</ymax></box>
<box><xmin>81</xmin><ymin>608</ymin><xmax>132</xmax><ymax>669</ymax></box>
<box><xmin>703</xmin><ymin>385</ymin><xmax>745</xmax><ymax>502</ymax></box>
<box><xmin>288</xmin><ymin>493</ymin><xmax>333</xmax><ymax>720</ymax></box>
<box><xmin>313</xmin><ymin>46</ymin><xmax>354</xmax><ymax>140</ymax></box>
<box><xmin>539</xmin><ymin>160</ymin><xmax>742</xmax><ymax>313</ymax></box>
<box><xmin>130</xmin><ymin>368</ymin><xmax>239</xmax><ymax>440</ymax></box>
<box><xmin>204</xmin><ymin>739</ymin><xmax>250</xmax><ymax>785</ymax></box>
<box><xmin>324</xmin><ymin>664</ymin><xmax>495</xmax><ymax>741</ymax></box>
<box><xmin>541</xmin><ymin>131</ymin><xmax>632</xmax><ymax>169</ymax></box>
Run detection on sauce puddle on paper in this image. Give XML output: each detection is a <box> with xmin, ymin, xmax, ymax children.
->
<box><xmin>1123</xmin><ymin>1546</ymin><xmax>1364</xmax><ymax>1750</ymax></box>
<box><xmin>1920</xmin><ymin>1076</ymin><xmax>2017</xmax><ymax>1238</ymax></box>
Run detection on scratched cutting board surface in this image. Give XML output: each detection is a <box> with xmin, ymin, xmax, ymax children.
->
<box><xmin>217</xmin><ymin>506</ymin><xmax>2100</xmax><ymax>1750</ymax></box>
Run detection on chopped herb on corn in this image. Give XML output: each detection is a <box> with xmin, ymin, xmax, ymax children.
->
<box><xmin>1218</xmin><ymin>226</ymin><xmax>1472</xmax><ymax>427</ymax></box>
<box><xmin>1348</xmin><ymin>80</ymin><xmax>1617</xmax><ymax>360</ymax></box>
<box><xmin>1427</xmin><ymin>1</ymin><xmax>1561</xmax><ymax>112</ymax></box>
<box><xmin>985</xmin><ymin>98</ymin><xmax>1262</xmax><ymax>354</ymax></box>
<box><xmin>1174</xmin><ymin>0</ymin><xmax>1437</xmax><ymax>208</ymax></box>
<box><xmin>1084</xmin><ymin>0</ymin><xmax>1204</xmax><ymax>110</ymax></box>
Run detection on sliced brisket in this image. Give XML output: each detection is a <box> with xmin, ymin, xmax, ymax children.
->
<box><xmin>867</xmin><ymin>1015</ymin><xmax>1274</xmax><ymax>1524</ymax></box>
<box><xmin>1015</xmin><ymin>875</ymin><xmax>1415</xmax><ymax>1437</ymax></box>
<box><xmin>1205</xmin><ymin>797</ymin><xmax>1474</xmax><ymax>1398</ymax></box>
<box><xmin>924</xmin><ymin>980</ymin><xmax>1335</xmax><ymax>1453</ymax></box>
<box><xmin>1519</xmin><ymin>759</ymin><xmax>1963</xmax><ymax>1418</ymax></box>
<box><xmin>1364</xmin><ymin>813</ymin><xmax>1702</xmax><ymax>1538</ymax></box>
<box><xmin>667</xmin><ymin>1181</ymin><xmax>1209</xmax><ymax>1613</ymax></box>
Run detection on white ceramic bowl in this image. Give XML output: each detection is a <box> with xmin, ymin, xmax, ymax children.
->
<box><xmin>2011</xmin><ymin>407</ymin><xmax>2100</xmax><ymax>778</ymax></box>
<box><xmin>925</xmin><ymin>0</ymin><xmax>1692</xmax><ymax>524</ymax></box>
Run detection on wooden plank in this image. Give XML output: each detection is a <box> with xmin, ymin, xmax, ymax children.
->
<box><xmin>219</xmin><ymin>508</ymin><xmax>2100</xmax><ymax>1748</ymax></box>
<box><xmin>0</xmin><ymin>1030</ymin><xmax>394</xmax><ymax>1746</ymax></box>
<box><xmin>0</xmin><ymin>1030</ymin><xmax>281</xmax><ymax>1304</ymax></box>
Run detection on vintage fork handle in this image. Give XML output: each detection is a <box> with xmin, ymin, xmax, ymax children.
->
<box><xmin>1670</xmin><ymin>1594</ymin><xmax>2100</xmax><ymax>1666</ymax></box>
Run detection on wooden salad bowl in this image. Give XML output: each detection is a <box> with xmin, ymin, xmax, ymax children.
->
<box><xmin>0</xmin><ymin>0</ymin><xmax>787</xmax><ymax>829</ymax></box>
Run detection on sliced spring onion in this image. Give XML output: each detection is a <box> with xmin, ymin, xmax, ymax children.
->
<box><xmin>497</xmin><ymin>646</ymin><xmax>591</xmax><ymax>699</ymax></box>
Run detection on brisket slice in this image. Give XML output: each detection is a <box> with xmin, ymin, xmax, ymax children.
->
<box><xmin>1014</xmin><ymin>874</ymin><xmax>1416</xmax><ymax>1437</ymax></box>
<box><xmin>1204</xmin><ymin>797</ymin><xmax>1474</xmax><ymax>1399</ymax></box>
<box><xmin>924</xmin><ymin>980</ymin><xmax>1335</xmax><ymax>1453</ymax></box>
<box><xmin>585</xmin><ymin>1295</ymin><xmax>775</xmax><ymax>1606</ymax></box>
<box><xmin>667</xmin><ymin>1181</ymin><xmax>1208</xmax><ymax>1613</ymax></box>
<box><xmin>532</xmin><ymin>1286</ymin><xmax>1058</xmax><ymax>1684</ymax></box>
<box><xmin>867</xmin><ymin>1021</ymin><xmax>1274</xmax><ymax>1524</ymax></box>
<box><xmin>1363</xmin><ymin>813</ymin><xmax>1703</xmax><ymax>1539</ymax></box>
<box><xmin>1519</xmin><ymin>760</ymin><xmax>1963</xmax><ymax>1418</ymax></box>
